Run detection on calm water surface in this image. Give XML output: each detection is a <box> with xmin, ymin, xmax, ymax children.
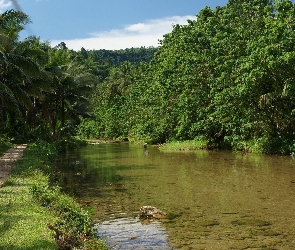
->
<box><xmin>56</xmin><ymin>143</ymin><xmax>295</xmax><ymax>249</ymax></box>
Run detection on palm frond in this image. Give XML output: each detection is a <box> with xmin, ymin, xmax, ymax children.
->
<box><xmin>9</xmin><ymin>85</ymin><xmax>32</xmax><ymax>108</ymax></box>
<box><xmin>0</xmin><ymin>80</ymin><xmax>21</xmax><ymax>116</ymax></box>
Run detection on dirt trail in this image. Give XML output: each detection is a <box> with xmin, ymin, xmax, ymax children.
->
<box><xmin>0</xmin><ymin>144</ymin><xmax>27</xmax><ymax>187</ymax></box>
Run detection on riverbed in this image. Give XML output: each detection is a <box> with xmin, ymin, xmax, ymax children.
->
<box><xmin>56</xmin><ymin>143</ymin><xmax>295</xmax><ymax>249</ymax></box>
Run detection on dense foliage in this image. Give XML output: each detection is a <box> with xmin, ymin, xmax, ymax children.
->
<box><xmin>0</xmin><ymin>9</ymin><xmax>157</xmax><ymax>145</ymax></box>
<box><xmin>2</xmin><ymin>1</ymin><xmax>295</xmax><ymax>155</ymax></box>
<box><xmin>79</xmin><ymin>0</ymin><xmax>295</xmax><ymax>154</ymax></box>
<box><xmin>0</xmin><ymin>11</ymin><xmax>94</xmax><ymax>143</ymax></box>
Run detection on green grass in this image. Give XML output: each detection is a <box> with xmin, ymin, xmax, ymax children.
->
<box><xmin>0</xmin><ymin>172</ymin><xmax>57</xmax><ymax>249</ymax></box>
<box><xmin>0</xmin><ymin>142</ymin><xmax>108</xmax><ymax>250</ymax></box>
<box><xmin>159</xmin><ymin>138</ymin><xmax>208</xmax><ymax>152</ymax></box>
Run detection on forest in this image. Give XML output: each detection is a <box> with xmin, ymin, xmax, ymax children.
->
<box><xmin>0</xmin><ymin>9</ymin><xmax>156</xmax><ymax>145</ymax></box>
<box><xmin>2</xmin><ymin>0</ymin><xmax>295</xmax><ymax>155</ymax></box>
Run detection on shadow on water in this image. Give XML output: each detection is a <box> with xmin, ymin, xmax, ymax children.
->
<box><xmin>54</xmin><ymin>155</ymin><xmax>158</xmax><ymax>199</ymax></box>
<box><xmin>55</xmin><ymin>143</ymin><xmax>295</xmax><ymax>249</ymax></box>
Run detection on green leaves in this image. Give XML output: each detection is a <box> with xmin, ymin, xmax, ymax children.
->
<box><xmin>79</xmin><ymin>0</ymin><xmax>295</xmax><ymax>154</ymax></box>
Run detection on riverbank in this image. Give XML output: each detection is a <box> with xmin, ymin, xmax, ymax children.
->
<box><xmin>0</xmin><ymin>142</ymin><xmax>108</xmax><ymax>250</ymax></box>
<box><xmin>158</xmin><ymin>139</ymin><xmax>209</xmax><ymax>151</ymax></box>
<box><xmin>157</xmin><ymin>138</ymin><xmax>277</xmax><ymax>154</ymax></box>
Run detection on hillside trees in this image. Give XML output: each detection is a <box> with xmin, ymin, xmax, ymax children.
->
<box><xmin>84</xmin><ymin>47</ymin><xmax>158</xmax><ymax>65</ymax></box>
<box><xmin>82</xmin><ymin>0</ymin><xmax>295</xmax><ymax>154</ymax></box>
<box><xmin>85</xmin><ymin>61</ymin><xmax>136</xmax><ymax>139</ymax></box>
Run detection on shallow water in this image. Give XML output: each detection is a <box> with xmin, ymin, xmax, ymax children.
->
<box><xmin>96</xmin><ymin>217</ymin><xmax>170</xmax><ymax>249</ymax></box>
<box><xmin>56</xmin><ymin>143</ymin><xmax>295</xmax><ymax>249</ymax></box>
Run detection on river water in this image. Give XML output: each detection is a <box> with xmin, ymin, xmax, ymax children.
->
<box><xmin>56</xmin><ymin>143</ymin><xmax>295</xmax><ymax>249</ymax></box>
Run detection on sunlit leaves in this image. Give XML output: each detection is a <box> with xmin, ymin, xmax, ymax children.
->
<box><xmin>81</xmin><ymin>0</ymin><xmax>295</xmax><ymax>153</ymax></box>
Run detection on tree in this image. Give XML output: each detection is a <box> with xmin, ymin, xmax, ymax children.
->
<box><xmin>0</xmin><ymin>10</ymin><xmax>42</xmax><ymax>135</ymax></box>
<box><xmin>41</xmin><ymin>43</ymin><xmax>95</xmax><ymax>140</ymax></box>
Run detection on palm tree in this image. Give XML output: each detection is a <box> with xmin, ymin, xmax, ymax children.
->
<box><xmin>41</xmin><ymin>44</ymin><xmax>95</xmax><ymax>140</ymax></box>
<box><xmin>0</xmin><ymin>10</ymin><xmax>42</xmax><ymax>132</ymax></box>
<box><xmin>0</xmin><ymin>10</ymin><xmax>96</xmax><ymax>141</ymax></box>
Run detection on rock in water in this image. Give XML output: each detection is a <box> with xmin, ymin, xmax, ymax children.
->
<box><xmin>140</xmin><ymin>206</ymin><xmax>166</xmax><ymax>219</ymax></box>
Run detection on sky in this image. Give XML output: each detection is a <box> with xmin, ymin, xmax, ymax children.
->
<box><xmin>0</xmin><ymin>0</ymin><xmax>228</xmax><ymax>50</ymax></box>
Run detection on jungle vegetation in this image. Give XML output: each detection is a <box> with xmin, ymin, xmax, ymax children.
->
<box><xmin>2</xmin><ymin>0</ymin><xmax>295</xmax><ymax>155</ymax></box>
<box><xmin>3</xmin><ymin>1</ymin><xmax>295</xmax><ymax>248</ymax></box>
<box><xmin>0</xmin><ymin>9</ymin><xmax>155</xmax><ymax>145</ymax></box>
<box><xmin>79</xmin><ymin>0</ymin><xmax>295</xmax><ymax>155</ymax></box>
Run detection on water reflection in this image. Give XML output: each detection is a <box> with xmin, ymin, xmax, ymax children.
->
<box><xmin>55</xmin><ymin>143</ymin><xmax>295</xmax><ymax>249</ymax></box>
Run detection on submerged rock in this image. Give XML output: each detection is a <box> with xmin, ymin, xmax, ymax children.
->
<box><xmin>140</xmin><ymin>206</ymin><xmax>166</xmax><ymax>219</ymax></box>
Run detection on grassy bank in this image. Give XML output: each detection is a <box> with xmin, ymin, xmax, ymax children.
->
<box><xmin>158</xmin><ymin>137</ymin><xmax>285</xmax><ymax>155</ymax></box>
<box><xmin>158</xmin><ymin>138</ymin><xmax>208</xmax><ymax>152</ymax></box>
<box><xmin>0</xmin><ymin>141</ymin><xmax>108</xmax><ymax>250</ymax></box>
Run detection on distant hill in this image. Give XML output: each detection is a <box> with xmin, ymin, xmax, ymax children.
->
<box><xmin>79</xmin><ymin>46</ymin><xmax>158</xmax><ymax>65</ymax></box>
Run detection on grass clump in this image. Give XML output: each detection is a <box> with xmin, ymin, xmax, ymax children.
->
<box><xmin>159</xmin><ymin>137</ymin><xmax>208</xmax><ymax>152</ymax></box>
<box><xmin>0</xmin><ymin>141</ymin><xmax>108</xmax><ymax>250</ymax></box>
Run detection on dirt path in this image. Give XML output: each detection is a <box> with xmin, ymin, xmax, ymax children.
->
<box><xmin>0</xmin><ymin>144</ymin><xmax>27</xmax><ymax>187</ymax></box>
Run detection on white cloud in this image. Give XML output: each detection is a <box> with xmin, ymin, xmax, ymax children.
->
<box><xmin>0</xmin><ymin>0</ymin><xmax>12</xmax><ymax>12</ymax></box>
<box><xmin>51</xmin><ymin>15</ymin><xmax>195</xmax><ymax>51</ymax></box>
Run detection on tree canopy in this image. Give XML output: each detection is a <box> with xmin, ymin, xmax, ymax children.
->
<box><xmin>79</xmin><ymin>0</ymin><xmax>295</xmax><ymax>154</ymax></box>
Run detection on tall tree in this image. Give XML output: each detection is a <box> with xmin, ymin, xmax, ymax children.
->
<box><xmin>42</xmin><ymin>44</ymin><xmax>95</xmax><ymax>140</ymax></box>
<box><xmin>0</xmin><ymin>10</ymin><xmax>42</xmax><ymax>133</ymax></box>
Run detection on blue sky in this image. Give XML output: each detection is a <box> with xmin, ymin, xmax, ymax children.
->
<box><xmin>0</xmin><ymin>0</ymin><xmax>228</xmax><ymax>50</ymax></box>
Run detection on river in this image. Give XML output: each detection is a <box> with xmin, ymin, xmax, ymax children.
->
<box><xmin>56</xmin><ymin>143</ymin><xmax>295</xmax><ymax>249</ymax></box>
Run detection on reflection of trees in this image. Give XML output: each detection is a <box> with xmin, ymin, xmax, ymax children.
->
<box><xmin>55</xmin><ymin>157</ymin><xmax>127</xmax><ymax>198</ymax></box>
<box><xmin>54</xmin><ymin>143</ymin><xmax>295</xmax><ymax>249</ymax></box>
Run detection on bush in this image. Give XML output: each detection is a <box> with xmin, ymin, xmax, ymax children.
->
<box><xmin>77</xmin><ymin>118</ymin><xmax>100</xmax><ymax>139</ymax></box>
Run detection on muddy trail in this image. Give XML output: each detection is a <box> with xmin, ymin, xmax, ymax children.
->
<box><xmin>0</xmin><ymin>145</ymin><xmax>27</xmax><ymax>187</ymax></box>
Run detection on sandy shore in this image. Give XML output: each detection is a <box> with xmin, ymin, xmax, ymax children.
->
<box><xmin>0</xmin><ymin>144</ymin><xmax>27</xmax><ymax>187</ymax></box>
